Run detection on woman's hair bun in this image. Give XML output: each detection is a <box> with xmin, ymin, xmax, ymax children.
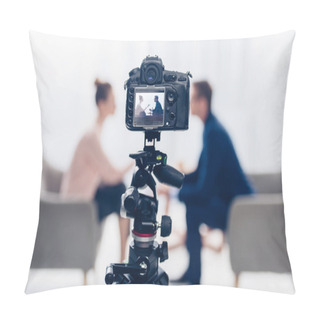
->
<box><xmin>94</xmin><ymin>78</ymin><xmax>102</xmax><ymax>86</ymax></box>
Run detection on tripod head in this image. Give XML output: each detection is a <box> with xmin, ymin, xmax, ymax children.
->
<box><xmin>105</xmin><ymin>131</ymin><xmax>184</xmax><ymax>285</ymax></box>
<box><xmin>122</xmin><ymin>131</ymin><xmax>184</xmax><ymax>237</ymax></box>
<box><xmin>130</xmin><ymin>131</ymin><xmax>184</xmax><ymax>188</ymax></box>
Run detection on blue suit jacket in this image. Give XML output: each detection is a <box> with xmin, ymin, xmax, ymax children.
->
<box><xmin>179</xmin><ymin>113</ymin><xmax>253</xmax><ymax>207</ymax></box>
<box><xmin>153</xmin><ymin>101</ymin><xmax>163</xmax><ymax>115</ymax></box>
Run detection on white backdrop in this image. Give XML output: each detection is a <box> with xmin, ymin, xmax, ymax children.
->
<box><xmin>31</xmin><ymin>31</ymin><xmax>293</xmax><ymax>174</ymax></box>
<box><xmin>1</xmin><ymin>1</ymin><xmax>320</xmax><ymax>320</ymax></box>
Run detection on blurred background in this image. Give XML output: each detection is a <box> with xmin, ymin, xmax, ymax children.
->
<box><xmin>26</xmin><ymin>31</ymin><xmax>294</xmax><ymax>293</ymax></box>
<box><xmin>32</xmin><ymin>31</ymin><xmax>290</xmax><ymax>174</ymax></box>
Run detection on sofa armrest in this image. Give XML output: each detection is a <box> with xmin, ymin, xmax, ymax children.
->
<box><xmin>31</xmin><ymin>193</ymin><xmax>101</xmax><ymax>271</ymax></box>
<box><xmin>228</xmin><ymin>193</ymin><xmax>291</xmax><ymax>274</ymax></box>
<box><xmin>230</xmin><ymin>193</ymin><xmax>283</xmax><ymax>207</ymax></box>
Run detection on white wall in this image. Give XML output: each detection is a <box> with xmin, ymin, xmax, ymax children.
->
<box><xmin>30</xmin><ymin>31</ymin><xmax>294</xmax><ymax>174</ymax></box>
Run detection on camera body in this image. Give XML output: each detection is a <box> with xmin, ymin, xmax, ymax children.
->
<box><xmin>125</xmin><ymin>56</ymin><xmax>191</xmax><ymax>131</ymax></box>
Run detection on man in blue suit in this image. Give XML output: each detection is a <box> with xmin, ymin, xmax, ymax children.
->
<box><xmin>176</xmin><ymin>81</ymin><xmax>253</xmax><ymax>284</ymax></box>
<box><xmin>153</xmin><ymin>95</ymin><xmax>163</xmax><ymax>116</ymax></box>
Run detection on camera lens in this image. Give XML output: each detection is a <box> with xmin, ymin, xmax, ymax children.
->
<box><xmin>147</xmin><ymin>69</ymin><xmax>156</xmax><ymax>81</ymax></box>
<box><xmin>145</xmin><ymin>65</ymin><xmax>158</xmax><ymax>85</ymax></box>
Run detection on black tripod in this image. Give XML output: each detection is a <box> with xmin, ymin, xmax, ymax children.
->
<box><xmin>105</xmin><ymin>131</ymin><xmax>184</xmax><ymax>285</ymax></box>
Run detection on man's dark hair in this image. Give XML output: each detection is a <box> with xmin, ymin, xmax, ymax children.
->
<box><xmin>193</xmin><ymin>81</ymin><xmax>212</xmax><ymax>111</ymax></box>
<box><xmin>95</xmin><ymin>78</ymin><xmax>112</xmax><ymax>106</ymax></box>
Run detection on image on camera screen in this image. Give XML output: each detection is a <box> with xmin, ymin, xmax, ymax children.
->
<box><xmin>133</xmin><ymin>89</ymin><xmax>165</xmax><ymax>127</ymax></box>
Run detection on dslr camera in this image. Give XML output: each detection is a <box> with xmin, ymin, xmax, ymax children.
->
<box><xmin>125</xmin><ymin>56</ymin><xmax>192</xmax><ymax>131</ymax></box>
<box><xmin>105</xmin><ymin>56</ymin><xmax>190</xmax><ymax>285</ymax></box>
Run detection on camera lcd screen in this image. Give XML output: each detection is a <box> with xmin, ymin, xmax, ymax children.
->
<box><xmin>133</xmin><ymin>88</ymin><xmax>165</xmax><ymax>128</ymax></box>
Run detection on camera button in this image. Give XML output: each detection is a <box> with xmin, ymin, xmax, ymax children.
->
<box><xmin>178</xmin><ymin>76</ymin><xmax>187</xmax><ymax>81</ymax></box>
<box><xmin>164</xmin><ymin>74</ymin><xmax>177</xmax><ymax>82</ymax></box>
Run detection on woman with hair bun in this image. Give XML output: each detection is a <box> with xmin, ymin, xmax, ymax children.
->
<box><xmin>61</xmin><ymin>79</ymin><xmax>132</xmax><ymax>263</ymax></box>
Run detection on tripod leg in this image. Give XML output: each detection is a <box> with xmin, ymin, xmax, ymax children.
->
<box><xmin>158</xmin><ymin>272</ymin><xmax>169</xmax><ymax>285</ymax></box>
<box><xmin>154</xmin><ymin>267</ymin><xmax>169</xmax><ymax>285</ymax></box>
